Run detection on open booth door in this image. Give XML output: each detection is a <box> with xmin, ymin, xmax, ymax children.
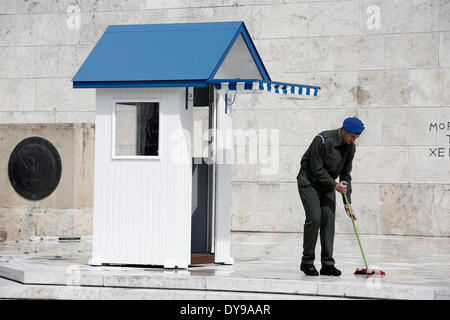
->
<box><xmin>211</xmin><ymin>92</ymin><xmax>234</xmax><ymax>264</ymax></box>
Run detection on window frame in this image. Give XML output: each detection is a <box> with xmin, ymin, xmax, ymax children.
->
<box><xmin>111</xmin><ymin>98</ymin><xmax>162</xmax><ymax>160</ymax></box>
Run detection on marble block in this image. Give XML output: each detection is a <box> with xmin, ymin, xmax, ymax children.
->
<box><xmin>257</xmin><ymin>146</ymin><xmax>299</xmax><ymax>182</ymax></box>
<box><xmin>336</xmin><ymin>183</ymin><xmax>381</xmax><ymax>235</ymax></box>
<box><xmin>438</xmin><ymin>0</ymin><xmax>450</xmax><ymax>31</ymax></box>
<box><xmin>231</xmin><ymin>145</ymin><xmax>258</xmax><ymax>181</ymax></box>
<box><xmin>318</xmin><ymin>281</ymin><xmax>435</xmax><ymax>300</ymax></box>
<box><xmin>439</xmin><ymin>32</ymin><xmax>450</xmax><ymax>67</ymax></box>
<box><xmin>354</xmin><ymin>146</ymin><xmax>409</xmax><ymax>183</ymax></box>
<box><xmin>350</xmin><ymin>109</ymin><xmax>383</xmax><ymax>146</ymax></box>
<box><xmin>103</xmin><ymin>273</ymin><xmax>206</xmax><ymax>290</ymax></box>
<box><xmin>433</xmin><ymin>185</ymin><xmax>450</xmax><ymax>237</ymax></box>
<box><xmin>409</xmin><ymin>146</ymin><xmax>450</xmax><ymax>184</ymax></box>
<box><xmin>382</xmin><ymin>108</ymin><xmax>438</xmax><ymax>145</ymax></box>
<box><xmin>334</xmin><ymin>35</ymin><xmax>384</xmax><ymax>71</ymax></box>
<box><xmin>303</xmin><ymin>72</ymin><xmax>358</xmax><ymax>108</ymax></box>
<box><xmin>308</xmin><ymin>0</ymin><xmax>359</xmax><ymax>36</ymax></box>
<box><xmin>205</xmin><ymin>276</ymin><xmax>317</xmax><ymax>296</ymax></box>
<box><xmin>260</xmin><ymin>3</ymin><xmax>308</xmax><ymax>38</ymax></box>
<box><xmin>283</xmin><ymin>37</ymin><xmax>334</xmax><ymax>72</ymax></box>
<box><xmin>0</xmin><ymin>79</ymin><xmax>36</xmax><ymax>112</ymax></box>
<box><xmin>380</xmin><ymin>184</ymin><xmax>410</xmax><ymax>236</ymax></box>
<box><xmin>359</xmin><ymin>0</ymin><xmax>413</xmax><ymax>34</ymax></box>
<box><xmin>278</xmin><ymin>109</ymin><xmax>330</xmax><ymax>146</ymax></box>
<box><xmin>356</xmin><ymin>70</ymin><xmax>410</xmax><ymax>106</ymax></box>
<box><xmin>254</xmin><ymin>38</ymin><xmax>285</xmax><ymax>74</ymax></box>
<box><xmin>411</xmin><ymin>69</ymin><xmax>450</xmax><ymax>106</ymax></box>
<box><xmin>279</xmin><ymin>183</ymin><xmax>304</xmax><ymax>233</ymax></box>
<box><xmin>77</xmin><ymin>88</ymin><xmax>96</xmax><ymax>112</ymax></box>
<box><xmin>412</xmin><ymin>0</ymin><xmax>440</xmax><ymax>32</ymax></box>
<box><xmin>36</xmin><ymin>78</ymin><xmax>78</xmax><ymax>112</ymax></box>
<box><xmin>144</xmin><ymin>0</ymin><xmax>191</xmax><ymax>10</ymax></box>
<box><xmin>380</xmin><ymin>184</ymin><xmax>435</xmax><ymax>236</ymax></box>
<box><xmin>232</xmin><ymin>109</ymin><xmax>281</xmax><ymax>132</ymax></box>
<box><xmin>384</xmin><ymin>33</ymin><xmax>438</xmax><ymax>69</ymax></box>
<box><xmin>231</xmin><ymin>182</ymin><xmax>281</xmax><ymax>232</ymax></box>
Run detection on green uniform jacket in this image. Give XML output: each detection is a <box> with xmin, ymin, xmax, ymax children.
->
<box><xmin>297</xmin><ymin>129</ymin><xmax>355</xmax><ymax>204</ymax></box>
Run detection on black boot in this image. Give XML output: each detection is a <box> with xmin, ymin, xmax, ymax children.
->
<box><xmin>320</xmin><ymin>265</ymin><xmax>341</xmax><ymax>276</ymax></box>
<box><xmin>300</xmin><ymin>263</ymin><xmax>319</xmax><ymax>276</ymax></box>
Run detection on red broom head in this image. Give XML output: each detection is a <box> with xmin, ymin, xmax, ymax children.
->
<box><xmin>354</xmin><ymin>268</ymin><xmax>386</xmax><ymax>276</ymax></box>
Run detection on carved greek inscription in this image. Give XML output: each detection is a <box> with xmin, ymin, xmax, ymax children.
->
<box><xmin>429</xmin><ymin>122</ymin><xmax>450</xmax><ymax>157</ymax></box>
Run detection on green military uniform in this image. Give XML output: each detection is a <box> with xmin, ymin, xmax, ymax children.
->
<box><xmin>297</xmin><ymin>128</ymin><xmax>355</xmax><ymax>266</ymax></box>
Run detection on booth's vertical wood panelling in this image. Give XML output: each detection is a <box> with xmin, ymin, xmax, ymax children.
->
<box><xmin>91</xmin><ymin>88</ymin><xmax>192</xmax><ymax>267</ymax></box>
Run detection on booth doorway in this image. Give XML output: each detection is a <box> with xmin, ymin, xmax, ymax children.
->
<box><xmin>191</xmin><ymin>86</ymin><xmax>215</xmax><ymax>264</ymax></box>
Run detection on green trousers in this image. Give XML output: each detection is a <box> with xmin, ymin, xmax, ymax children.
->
<box><xmin>298</xmin><ymin>184</ymin><xmax>336</xmax><ymax>266</ymax></box>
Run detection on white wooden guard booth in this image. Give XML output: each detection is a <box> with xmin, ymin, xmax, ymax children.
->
<box><xmin>72</xmin><ymin>21</ymin><xmax>320</xmax><ymax>268</ymax></box>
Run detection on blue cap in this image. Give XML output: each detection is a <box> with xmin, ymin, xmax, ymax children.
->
<box><xmin>343</xmin><ymin>117</ymin><xmax>365</xmax><ymax>134</ymax></box>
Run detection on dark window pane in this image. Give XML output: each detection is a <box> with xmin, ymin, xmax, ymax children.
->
<box><xmin>115</xmin><ymin>102</ymin><xmax>159</xmax><ymax>156</ymax></box>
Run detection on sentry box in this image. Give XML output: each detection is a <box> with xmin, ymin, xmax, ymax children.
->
<box><xmin>72</xmin><ymin>21</ymin><xmax>320</xmax><ymax>268</ymax></box>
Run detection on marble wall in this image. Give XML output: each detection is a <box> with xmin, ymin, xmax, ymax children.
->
<box><xmin>0</xmin><ymin>0</ymin><xmax>449</xmax><ymax>238</ymax></box>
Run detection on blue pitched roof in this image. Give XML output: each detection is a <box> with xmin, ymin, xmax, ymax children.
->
<box><xmin>72</xmin><ymin>21</ymin><xmax>270</xmax><ymax>88</ymax></box>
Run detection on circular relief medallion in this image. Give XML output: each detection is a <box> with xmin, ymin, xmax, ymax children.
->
<box><xmin>8</xmin><ymin>137</ymin><xmax>62</xmax><ymax>201</ymax></box>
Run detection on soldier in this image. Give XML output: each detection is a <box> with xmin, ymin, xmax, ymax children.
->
<box><xmin>297</xmin><ymin>117</ymin><xmax>364</xmax><ymax>276</ymax></box>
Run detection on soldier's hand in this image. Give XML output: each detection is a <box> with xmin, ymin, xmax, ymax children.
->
<box><xmin>334</xmin><ymin>181</ymin><xmax>348</xmax><ymax>194</ymax></box>
<box><xmin>345</xmin><ymin>204</ymin><xmax>357</xmax><ymax>221</ymax></box>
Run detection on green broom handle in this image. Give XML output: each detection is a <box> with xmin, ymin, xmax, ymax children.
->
<box><xmin>343</xmin><ymin>194</ymin><xmax>369</xmax><ymax>270</ymax></box>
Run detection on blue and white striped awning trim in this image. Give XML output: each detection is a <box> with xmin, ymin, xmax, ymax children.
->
<box><xmin>207</xmin><ymin>79</ymin><xmax>320</xmax><ymax>99</ymax></box>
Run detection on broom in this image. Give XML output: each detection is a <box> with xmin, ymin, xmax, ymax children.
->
<box><xmin>343</xmin><ymin>194</ymin><xmax>385</xmax><ymax>276</ymax></box>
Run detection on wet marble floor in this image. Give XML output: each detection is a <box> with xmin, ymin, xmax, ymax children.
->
<box><xmin>0</xmin><ymin>232</ymin><xmax>449</xmax><ymax>299</ymax></box>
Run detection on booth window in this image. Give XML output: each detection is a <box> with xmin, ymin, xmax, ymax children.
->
<box><xmin>115</xmin><ymin>102</ymin><xmax>159</xmax><ymax>157</ymax></box>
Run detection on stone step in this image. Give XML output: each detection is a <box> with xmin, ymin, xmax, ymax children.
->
<box><xmin>0</xmin><ymin>262</ymin><xmax>448</xmax><ymax>300</ymax></box>
<box><xmin>0</xmin><ymin>277</ymin><xmax>334</xmax><ymax>300</ymax></box>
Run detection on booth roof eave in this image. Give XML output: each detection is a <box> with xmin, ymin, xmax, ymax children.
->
<box><xmin>72</xmin><ymin>79</ymin><xmax>211</xmax><ymax>89</ymax></box>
